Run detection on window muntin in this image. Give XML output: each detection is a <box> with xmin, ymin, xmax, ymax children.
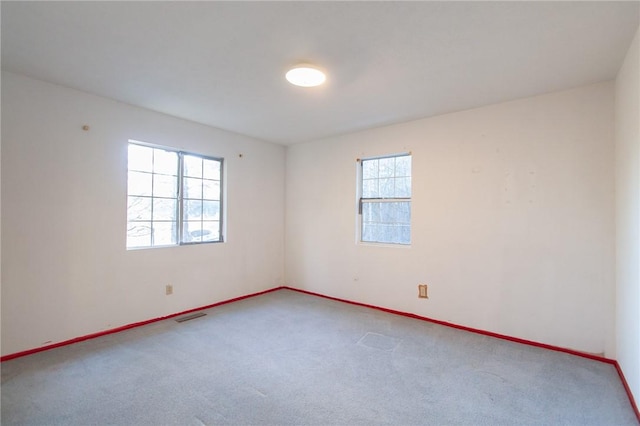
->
<box><xmin>359</xmin><ymin>154</ymin><xmax>411</xmax><ymax>245</ymax></box>
<box><xmin>126</xmin><ymin>142</ymin><xmax>223</xmax><ymax>249</ymax></box>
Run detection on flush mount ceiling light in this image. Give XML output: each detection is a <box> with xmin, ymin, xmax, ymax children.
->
<box><xmin>285</xmin><ymin>64</ymin><xmax>326</xmax><ymax>87</ymax></box>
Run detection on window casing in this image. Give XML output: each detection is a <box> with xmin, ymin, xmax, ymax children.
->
<box><xmin>127</xmin><ymin>142</ymin><xmax>223</xmax><ymax>249</ymax></box>
<box><xmin>358</xmin><ymin>153</ymin><xmax>411</xmax><ymax>245</ymax></box>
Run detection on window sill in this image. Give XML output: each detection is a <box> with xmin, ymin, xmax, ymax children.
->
<box><xmin>358</xmin><ymin>241</ymin><xmax>412</xmax><ymax>249</ymax></box>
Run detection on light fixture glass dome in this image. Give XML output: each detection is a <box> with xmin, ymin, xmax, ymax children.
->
<box><xmin>286</xmin><ymin>65</ymin><xmax>326</xmax><ymax>87</ymax></box>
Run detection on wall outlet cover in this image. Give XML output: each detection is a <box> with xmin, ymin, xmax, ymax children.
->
<box><xmin>418</xmin><ymin>284</ymin><xmax>428</xmax><ymax>299</ymax></box>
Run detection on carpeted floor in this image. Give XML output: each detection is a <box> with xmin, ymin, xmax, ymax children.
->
<box><xmin>1</xmin><ymin>289</ymin><xmax>637</xmax><ymax>425</ymax></box>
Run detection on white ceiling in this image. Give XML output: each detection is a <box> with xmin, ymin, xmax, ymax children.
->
<box><xmin>2</xmin><ymin>1</ymin><xmax>638</xmax><ymax>145</ymax></box>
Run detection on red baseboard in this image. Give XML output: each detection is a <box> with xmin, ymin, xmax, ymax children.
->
<box><xmin>614</xmin><ymin>361</ymin><xmax>640</xmax><ymax>421</ymax></box>
<box><xmin>0</xmin><ymin>286</ymin><xmax>285</xmax><ymax>362</ymax></box>
<box><xmin>283</xmin><ymin>286</ymin><xmax>612</xmax><ymax>362</ymax></box>
<box><xmin>282</xmin><ymin>286</ymin><xmax>640</xmax><ymax>422</ymax></box>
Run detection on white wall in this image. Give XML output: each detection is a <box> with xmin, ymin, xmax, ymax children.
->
<box><xmin>1</xmin><ymin>72</ymin><xmax>285</xmax><ymax>356</ymax></box>
<box><xmin>615</xmin><ymin>26</ymin><xmax>640</xmax><ymax>404</ymax></box>
<box><xmin>286</xmin><ymin>82</ymin><xmax>615</xmax><ymax>356</ymax></box>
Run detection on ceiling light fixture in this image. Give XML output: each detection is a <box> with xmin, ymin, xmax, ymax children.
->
<box><xmin>285</xmin><ymin>64</ymin><xmax>326</xmax><ymax>87</ymax></box>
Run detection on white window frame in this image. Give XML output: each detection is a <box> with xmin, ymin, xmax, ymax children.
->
<box><xmin>126</xmin><ymin>140</ymin><xmax>224</xmax><ymax>249</ymax></box>
<box><xmin>357</xmin><ymin>153</ymin><xmax>412</xmax><ymax>246</ymax></box>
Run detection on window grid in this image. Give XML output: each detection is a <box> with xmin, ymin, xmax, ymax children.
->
<box><xmin>180</xmin><ymin>154</ymin><xmax>222</xmax><ymax>244</ymax></box>
<box><xmin>359</xmin><ymin>154</ymin><xmax>411</xmax><ymax>245</ymax></box>
<box><xmin>126</xmin><ymin>142</ymin><xmax>223</xmax><ymax>249</ymax></box>
<box><xmin>127</xmin><ymin>145</ymin><xmax>180</xmax><ymax>248</ymax></box>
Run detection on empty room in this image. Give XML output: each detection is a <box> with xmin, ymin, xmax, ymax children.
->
<box><xmin>1</xmin><ymin>1</ymin><xmax>639</xmax><ymax>425</ymax></box>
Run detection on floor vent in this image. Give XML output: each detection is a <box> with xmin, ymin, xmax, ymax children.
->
<box><xmin>175</xmin><ymin>312</ymin><xmax>206</xmax><ymax>323</ymax></box>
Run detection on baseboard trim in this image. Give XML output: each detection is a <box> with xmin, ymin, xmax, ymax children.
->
<box><xmin>283</xmin><ymin>286</ymin><xmax>611</xmax><ymax>362</ymax></box>
<box><xmin>0</xmin><ymin>286</ymin><xmax>285</xmax><ymax>362</ymax></box>
<box><xmin>614</xmin><ymin>361</ymin><xmax>640</xmax><ymax>421</ymax></box>
<box><xmin>282</xmin><ymin>286</ymin><xmax>640</xmax><ymax>422</ymax></box>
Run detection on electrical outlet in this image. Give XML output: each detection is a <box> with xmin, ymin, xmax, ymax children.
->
<box><xmin>166</xmin><ymin>284</ymin><xmax>173</xmax><ymax>295</ymax></box>
<box><xmin>418</xmin><ymin>284</ymin><xmax>428</xmax><ymax>299</ymax></box>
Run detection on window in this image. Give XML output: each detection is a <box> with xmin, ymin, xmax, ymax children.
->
<box><xmin>127</xmin><ymin>142</ymin><xmax>223</xmax><ymax>249</ymax></box>
<box><xmin>358</xmin><ymin>153</ymin><xmax>411</xmax><ymax>245</ymax></box>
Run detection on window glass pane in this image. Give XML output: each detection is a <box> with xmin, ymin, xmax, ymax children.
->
<box><xmin>379</xmin><ymin>157</ymin><xmax>395</xmax><ymax>178</ymax></box>
<box><xmin>382</xmin><ymin>225</ymin><xmax>397</xmax><ymax>244</ymax></box>
<box><xmin>128</xmin><ymin>171</ymin><xmax>152</xmax><ymax>196</ymax></box>
<box><xmin>153</xmin><ymin>174</ymin><xmax>177</xmax><ymax>198</ymax></box>
<box><xmin>364</xmin><ymin>203</ymin><xmax>409</xmax><ymax>226</ymax></box>
<box><xmin>362</xmin><ymin>179</ymin><xmax>378</xmax><ymax>198</ymax></box>
<box><xmin>395</xmin><ymin>156</ymin><xmax>411</xmax><ymax>177</ymax></box>
<box><xmin>182</xmin><ymin>221</ymin><xmax>202</xmax><ymax>243</ymax></box>
<box><xmin>127</xmin><ymin>222</ymin><xmax>152</xmax><ymax>248</ymax></box>
<box><xmin>379</xmin><ymin>202</ymin><xmax>411</xmax><ymax>225</ymax></box>
<box><xmin>363</xmin><ymin>159</ymin><xmax>378</xmax><ymax>179</ymax></box>
<box><xmin>192</xmin><ymin>227</ymin><xmax>213</xmax><ymax>242</ymax></box>
<box><xmin>184</xmin><ymin>200</ymin><xmax>203</xmax><ymax>221</ymax></box>
<box><xmin>183</xmin><ymin>155</ymin><xmax>203</xmax><ymax>178</ymax></box>
<box><xmin>203</xmin><ymin>200</ymin><xmax>220</xmax><ymax>220</ymax></box>
<box><xmin>184</xmin><ymin>177</ymin><xmax>203</xmax><ymax>199</ymax></box>
<box><xmin>203</xmin><ymin>159</ymin><xmax>221</xmax><ymax>180</ymax></box>
<box><xmin>128</xmin><ymin>145</ymin><xmax>153</xmax><ymax>172</ymax></box>
<box><xmin>202</xmin><ymin>221</ymin><xmax>220</xmax><ymax>241</ymax></box>
<box><xmin>362</xmin><ymin>202</ymin><xmax>379</xmax><ymax>223</ymax></box>
<box><xmin>362</xmin><ymin>223</ymin><xmax>379</xmax><ymax>242</ymax></box>
<box><xmin>152</xmin><ymin>221</ymin><xmax>177</xmax><ymax>246</ymax></box>
<box><xmin>127</xmin><ymin>196</ymin><xmax>151</xmax><ymax>221</ymax></box>
<box><xmin>379</xmin><ymin>178</ymin><xmax>395</xmax><ymax>198</ymax></box>
<box><xmin>397</xmin><ymin>202</ymin><xmax>411</xmax><ymax>224</ymax></box>
<box><xmin>361</xmin><ymin>223</ymin><xmax>411</xmax><ymax>245</ymax></box>
<box><xmin>395</xmin><ymin>177</ymin><xmax>411</xmax><ymax>197</ymax></box>
<box><xmin>153</xmin><ymin>198</ymin><xmax>177</xmax><ymax>221</ymax></box>
<box><xmin>203</xmin><ymin>180</ymin><xmax>220</xmax><ymax>200</ymax></box>
<box><xmin>379</xmin><ymin>203</ymin><xmax>395</xmax><ymax>224</ymax></box>
<box><xmin>399</xmin><ymin>225</ymin><xmax>411</xmax><ymax>244</ymax></box>
<box><xmin>153</xmin><ymin>149</ymin><xmax>178</xmax><ymax>176</ymax></box>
